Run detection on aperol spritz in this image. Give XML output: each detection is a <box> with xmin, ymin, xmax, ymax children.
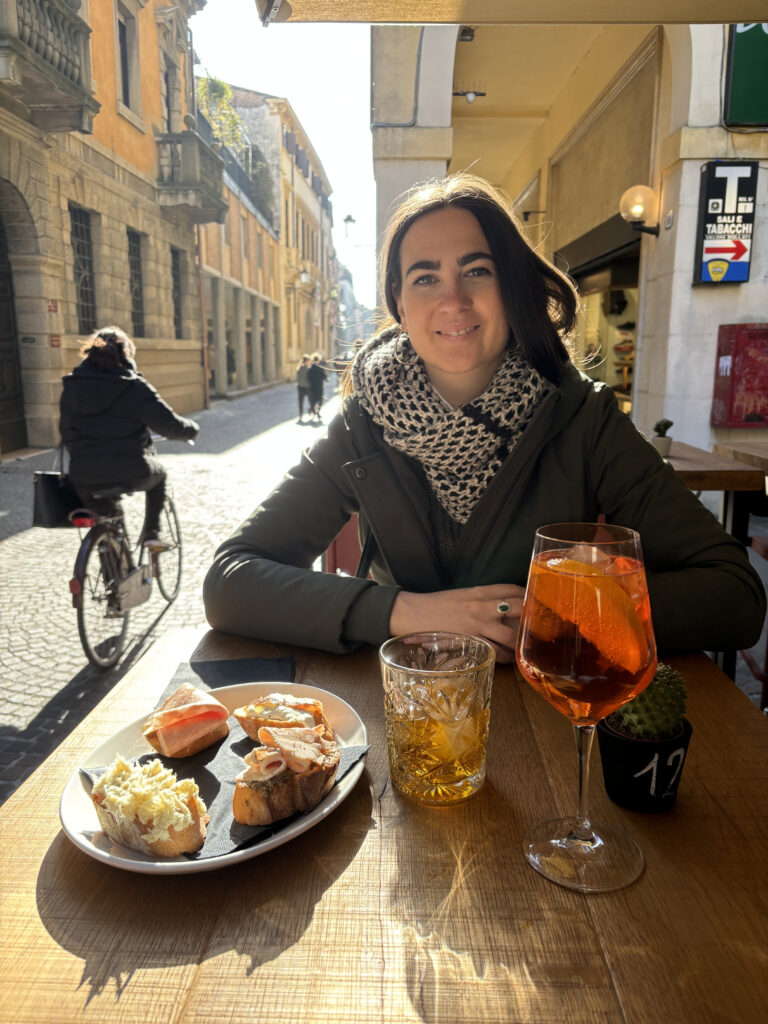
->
<box><xmin>516</xmin><ymin>523</ymin><xmax>657</xmax><ymax>891</ymax></box>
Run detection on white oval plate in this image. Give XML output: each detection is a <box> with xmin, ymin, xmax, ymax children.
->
<box><xmin>59</xmin><ymin>682</ymin><xmax>368</xmax><ymax>875</ymax></box>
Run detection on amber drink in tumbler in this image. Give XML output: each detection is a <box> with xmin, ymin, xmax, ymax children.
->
<box><xmin>379</xmin><ymin>632</ymin><xmax>495</xmax><ymax>805</ymax></box>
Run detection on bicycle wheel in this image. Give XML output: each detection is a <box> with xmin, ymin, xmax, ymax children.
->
<box><xmin>155</xmin><ymin>495</ymin><xmax>182</xmax><ymax>602</ymax></box>
<box><xmin>76</xmin><ymin>527</ymin><xmax>130</xmax><ymax>669</ymax></box>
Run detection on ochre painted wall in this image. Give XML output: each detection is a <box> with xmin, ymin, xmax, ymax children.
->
<box><xmin>90</xmin><ymin>1</ymin><xmax>189</xmax><ymax>178</ymax></box>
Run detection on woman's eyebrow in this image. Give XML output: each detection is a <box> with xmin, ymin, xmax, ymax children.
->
<box><xmin>457</xmin><ymin>250</ymin><xmax>494</xmax><ymax>266</ymax></box>
<box><xmin>405</xmin><ymin>251</ymin><xmax>494</xmax><ymax>277</ymax></box>
<box><xmin>405</xmin><ymin>259</ymin><xmax>439</xmax><ymax>277</ymax></box>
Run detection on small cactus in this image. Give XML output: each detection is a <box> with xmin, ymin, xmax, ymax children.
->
<box><xmin>610</xmin><ymin>663</ymin><xmax>687</xmax><ymax>739</ymax></box>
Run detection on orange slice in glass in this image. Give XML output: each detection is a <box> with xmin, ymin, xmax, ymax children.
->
<box><xmin>531</xmin><ymin>557</ymin><xmax>646</xmax><ymax>674</ymax></box>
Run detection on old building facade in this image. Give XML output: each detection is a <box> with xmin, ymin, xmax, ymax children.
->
<box><xmin>0</xmin><ymin>0</ymin><xmax>226</xmax><ymax>452</ymax></box>
<box><xmin>232</xmin><ymin>86</ymin><xmax>336</xmax><ymax>370</ymax></box>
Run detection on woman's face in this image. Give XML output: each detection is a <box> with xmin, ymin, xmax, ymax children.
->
<box><xmin>393</xmin><ymin>206</ymin><xmax>510</xmax><ymax>405</ymax></box>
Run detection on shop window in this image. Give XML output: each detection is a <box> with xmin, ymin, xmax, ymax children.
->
<box><xmin>127</xmin><ymin>229</ymin><xmax>145</xmax><ymax>338</ymax></box>
<box><xmin>171</xmin><ymin>247</ymin><xmax>183</xmax><ymax>340</ymax></box>
<box><xmin>69</xmin><ymin>205</ymin><xmax>97</xmax><ymax>334</ymax></box>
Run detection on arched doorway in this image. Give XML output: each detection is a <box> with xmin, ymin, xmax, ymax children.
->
<box><xmin>0</xmin><ymin>214</ymin><xmax>27</xmax><ymax>452</ymax></box>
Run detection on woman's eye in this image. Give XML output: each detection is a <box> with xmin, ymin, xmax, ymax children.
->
<box><xmin>413</xmin><ymin>274</ymin><xmax>437</xmax><ymax>286</ymax></box>
<box><xmin>466</xmin><ymin>265</ymin><xmax>492</xmax><ymax>278</ymax></box>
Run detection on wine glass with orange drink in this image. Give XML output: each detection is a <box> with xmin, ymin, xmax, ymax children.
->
<box><xmin>515</xmin><ymin>523</ymin><xmax>657</xmax><ymax>892</ymax></box>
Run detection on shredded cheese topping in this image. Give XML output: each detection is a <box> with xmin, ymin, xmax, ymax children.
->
<box><xmin>93</xmin><ymin>755</ymin><xmax>206</xmax><ymax>844</ymax></box>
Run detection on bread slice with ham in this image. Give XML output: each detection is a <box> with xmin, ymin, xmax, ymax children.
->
<box><xmin>233</xmin><ymin>725</ymin><xmax>340</xmax><ymax>826</ymax></box>
<box><xmin>143</xmin><ymin>683</ymin><xmax>229</xmax><ymax>758</ymax></box>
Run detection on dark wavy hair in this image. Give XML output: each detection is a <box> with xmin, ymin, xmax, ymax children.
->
<box><xmin>79</xmin><ymin>326</ymin><xmax>136</xmax><ymax>371</ymax></box>
<box><xmin>380</xmin><ymin>172</ymin><xmax>578</xmax><ymax>383</ymax></box>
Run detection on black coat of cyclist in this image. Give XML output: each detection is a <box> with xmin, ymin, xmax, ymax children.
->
<box><xmin>59</xmin><ymin>326</ymin><xmax>199</xmax><ymax>547</ymax></box>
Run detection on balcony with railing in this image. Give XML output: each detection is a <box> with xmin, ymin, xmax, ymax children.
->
<box><xmin>0</xmin><ymin>0</ymin><xmax>99</xmax><ymax>131</ymax></box>
<box><xmin>156</xmin><ymin>120</ymin><xmax>227</xmax><ymax>224</ymax></box>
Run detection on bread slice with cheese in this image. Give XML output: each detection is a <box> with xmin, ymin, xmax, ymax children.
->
<box><xmin>233</xmin><ymin>692</ymin><xmax>333</xmax><ymax>742</ymax></box>
<box><xmin>233</xmin><ymin>725</ymin><xmax>340</xmax><ymax>826</ymax></box>
<box><xmin>143</xmin><ymin>683</ymin><xmax>229</xmax><ymax>758</ymax></box>
<box><xmin>91</xmin><ymin>755</ymin><xmax>209</xmax><ymax>857</ymax></box>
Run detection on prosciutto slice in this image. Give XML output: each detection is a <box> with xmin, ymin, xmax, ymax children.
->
<box><xmin>143</xmin><ymin>684</ymin><xmax>229</xmax><ymax>757</ymax></box>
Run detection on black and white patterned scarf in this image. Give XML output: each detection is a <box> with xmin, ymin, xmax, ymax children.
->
<box><xmin>352</xmin><ymin>330</ymin><xmax>552</xmax><ymax>525</ymax></box>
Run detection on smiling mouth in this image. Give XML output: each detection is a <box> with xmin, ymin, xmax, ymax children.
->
<box><xmin>437</xmin><ymin>325</ymin><xmax>478</xmax><ymax>338</ymax></box>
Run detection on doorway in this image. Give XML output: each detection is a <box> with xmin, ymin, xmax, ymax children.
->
<box><xmin>0</xmin><ymin>214</ymin><xmax>27</xmax><ymax>453</ymax></box>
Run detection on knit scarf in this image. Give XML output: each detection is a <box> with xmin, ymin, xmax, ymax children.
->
<box><xmin>352</xmin><ymin>330</ymin><xmax>552</xmax><ymax>525</ymax></box>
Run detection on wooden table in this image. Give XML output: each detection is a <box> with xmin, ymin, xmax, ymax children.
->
<box><xmin>713</xmin><ymin>438</ymin><xmax>768</xmax><ymax>475</ymax></box>
<box><xmin>2</xmin><ymin>627</ymin><xmax>767</xmax><ymax>1024</ymax></box>
<box><xmin>666</xmin><ymin>441</ymin><xmax>764</xmax><ymax>678</ymax></box>
<box><xmin>667</xmin><ymin>440</ymin><xmax>763</xmax><ymax>542</ymax></box>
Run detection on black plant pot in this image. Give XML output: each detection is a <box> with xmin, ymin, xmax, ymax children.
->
<box><xmin>596</xmin><ymin>717</ymin><xmax>693</xmax><ymax>812</ymax></box>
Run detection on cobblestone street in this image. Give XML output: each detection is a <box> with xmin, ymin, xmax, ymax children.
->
<box><xmin>0</xmin><ymin>382</ymin><xmax>340</xmax><ymax>804</ymax></box>
<box><xmin>1</xmin><ymin>383</ymin><xmax>765</xmax><ymax>805</ymax></box>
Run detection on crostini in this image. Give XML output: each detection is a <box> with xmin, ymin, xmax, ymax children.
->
<box><xmin>233</xmin><ymin>692</ymin><xmax>333</xmax><ymax>742</ymax></box>
<box><xmin>143</xmin><ymin>683</ymin><xmax>230</xmax><ymax>758</ymax></box>
<box><xmin>91</xmin><ymin>755</ymin><xmax>209</xmax><ymax>857</ymax></box>
<box><xmin>233</xmin><ymin>725</ymin><xmax>340</xmax><ymax>826</ymax></box>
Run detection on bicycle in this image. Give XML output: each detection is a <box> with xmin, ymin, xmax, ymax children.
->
<box><xmin>68</xmin><ymin>488</ymin><xmax>183</xmax><ymax>669</ymax></box>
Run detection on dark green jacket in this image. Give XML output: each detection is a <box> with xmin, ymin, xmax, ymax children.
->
<box><xmin>203</xmin><ymin>365</ymin><xmax>765</xmax><ymax>655</ymax></box>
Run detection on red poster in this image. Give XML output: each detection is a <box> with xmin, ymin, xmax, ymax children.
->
<box><xmin>711</xmin><ymin>323</ymin><xmax>768</xmax><ymax>427</ymax></box>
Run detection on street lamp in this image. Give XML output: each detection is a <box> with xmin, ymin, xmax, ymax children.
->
<box><xmin>619</xmin><ymin>185</ymin><xmax>660</xmax><ymax>236</ymax></box>
<box><xmin>299</xmin><ymin>269</ymin><xmax>309</xmax><ymax>284</ymax></box>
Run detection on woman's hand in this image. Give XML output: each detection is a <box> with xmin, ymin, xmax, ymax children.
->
<box><xmin>389</xmin><ymin>585</ymin><xmax>526</xmax><ymax>663</ymax></box>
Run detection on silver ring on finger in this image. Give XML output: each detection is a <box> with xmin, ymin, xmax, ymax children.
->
<box><xmin>496</xmin><ymin>599</ymin><xmax>511</xmax><ymax>615</ymax></box>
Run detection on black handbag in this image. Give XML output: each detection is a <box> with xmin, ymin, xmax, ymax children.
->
<box><xmin>32</xmin><ymin>446</ymin><xmax>81</xmax><ymax>528</ymax></box>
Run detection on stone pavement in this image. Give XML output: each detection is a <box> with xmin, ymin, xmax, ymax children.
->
<box><xmin>1</xmin><ymin>384</ymin><xmax>766</xmax><ymax>806</ymax></box>
<box><xmin>0</xmin><ymin>382</ymin><xmax>341</xmax><ymax>805</ymax></box>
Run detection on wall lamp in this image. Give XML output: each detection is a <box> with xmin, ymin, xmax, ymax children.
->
<box><xmin>452</xmin><ymin>90</ymin><xmax>486</xmax><ymax>104</ymax></box>
<box><xmin>299</xmin><ymin>270</ymin><xmax>309</xmax><ymax>284</ymax></box>
<box><xmin>619</xmin><ymin>185</ymin><xmax>660</xmax><ymax>236</ymax></box>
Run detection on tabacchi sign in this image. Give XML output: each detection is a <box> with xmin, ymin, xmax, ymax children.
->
<box><xmin>693</xmin><ymin>161</ymin><xmax>757</xmax><ymax>285</ymax></box>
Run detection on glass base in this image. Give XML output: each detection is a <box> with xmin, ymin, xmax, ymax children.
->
<box><xmin>523</xmin><ymin>817</ymin><xmax>644</xmax><ymax>893</ymax></box>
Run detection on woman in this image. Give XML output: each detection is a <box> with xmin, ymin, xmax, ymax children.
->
<box><xmin>60</xmin><ymin>326</ymin><xmax>199</xmax><ymax>546</ymax></box>
<box><xmin>307</xmin><ymin>353</ymin><xmax>327</xmax><ymax>423</ymax></box>
<box><xmin>203</xmin><ymin>173</ymin><xmax>765</xmax><ymax>660</ymax></box>
<box><xmin>295</xmin><ymin>354</ymin><xmax>312</xmax><ymax>423</ymax></box>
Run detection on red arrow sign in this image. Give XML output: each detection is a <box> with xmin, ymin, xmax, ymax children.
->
<box><xmin>704</xmin><ymin>238</ymin><xmax>748</xmax><ymax>260</ymax></box>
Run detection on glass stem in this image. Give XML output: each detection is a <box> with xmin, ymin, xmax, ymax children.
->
<box><xmin>571</xmin><ymin>723</ymin><xmax>596</xmax><ymax>843</ymax></box>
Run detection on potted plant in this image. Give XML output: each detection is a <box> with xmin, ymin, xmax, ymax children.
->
<box><xmin>650</xmin><ymin>418</ymin><xmax>674</xmax><ymax>457</ymax></box>
<box><xmin>597</xmin><ymin>663</ymin><xmax>693</xmax><ymax>812</ymax></box>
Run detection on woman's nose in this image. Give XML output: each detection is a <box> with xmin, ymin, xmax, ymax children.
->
<box><xmin>438</xmin><ymin>277</ymin><xmax>470</xmax><ymax>311</ymax></box>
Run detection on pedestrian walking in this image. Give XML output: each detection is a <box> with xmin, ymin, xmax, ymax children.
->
<box><xmin>59</xmin><ymin>325</ymin><xmax>199</xmax><ymax>547</ymax></box>
<box><xmin>203</xmin><ymin>171</ymin><xmax>765</xmax><ymax>661</ymax></box>
<box><xmin>307</xmin><ymin>353</ymin><xmax>327</xmax><ymax>423</ymax></box>
<box><xmin>295</xmin><ymin>354</ymin><xmax>312</xmax><ymax>423</ymax></box>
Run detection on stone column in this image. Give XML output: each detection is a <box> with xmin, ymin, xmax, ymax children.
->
<box><xmin>272</xmin><ymin>304</ymin><xmax>282</xmax><ymax>379</ymax></box>
<box><xmin>233</xmin><ymin>286</ymin><xmax>247</xmax><ymax>390</ymax></box>
<box><xmin>264</xmin><ymin>301</ymin><xmax>276</xmax><ymax>380</ymax></box>
<box><xmin>250</xmin><ymin>294</ymin><xmax>263</xmax><ymax>385</ymax></box>
<box><xmin>210</xmin><ymin>275</ymin><xmax>227</xmax><ymax>397</ymax></box>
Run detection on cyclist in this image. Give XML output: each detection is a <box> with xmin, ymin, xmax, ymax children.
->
<box><xmin>59</xmin><ymin>326</ymin><xmax>199</xmax><ymax>548</ymax></box>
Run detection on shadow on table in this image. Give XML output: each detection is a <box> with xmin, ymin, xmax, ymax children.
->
<box><xmin>383</xmin><ymin>776</ymin><xmax>623</xmax><ymax>1022</ymax></box>
<box><xmin>35</xmin><ymin>772</ymin><xmax>373</xmax><ymax>1002</ymax></box>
